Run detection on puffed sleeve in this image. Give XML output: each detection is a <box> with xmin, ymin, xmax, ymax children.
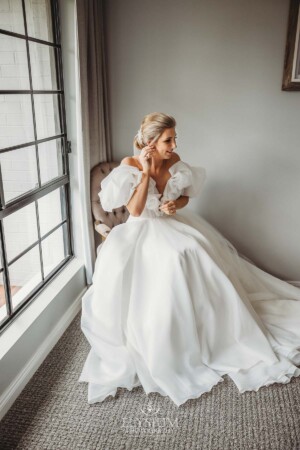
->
<box><xmin>163</xmin><ymin>161</ymin><xmax>207</xmax><ymax>201</ymax></box>
<box><xmin>181</xmin><ymin>163</ymin><xmax>207</xmax><ymax>197</ymax></box>
<box><xmin>99</xmin><ymin>165</ymin><xmax>143</xmax><ymax>212</ymax></box>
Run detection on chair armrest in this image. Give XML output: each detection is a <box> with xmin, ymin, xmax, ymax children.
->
<box><xmin>94</xmin><ymin>220</ymin><xmax>111</xmax><ymax>241</ymax></box>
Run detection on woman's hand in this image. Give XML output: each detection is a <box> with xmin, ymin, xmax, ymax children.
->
<box><xmin>159</xmin><ymin>200</ymin><xmax>177</xmax><ymax>215</ymax></box>
<box><xmin>159</xmin><ymin>196</ymin><xmax>189</xmax><ymax>215</ymax></box>
<box><xmin>139</xmin><ymin>141</ymin><xmax>156</xmax><ymax>172</ymax></box>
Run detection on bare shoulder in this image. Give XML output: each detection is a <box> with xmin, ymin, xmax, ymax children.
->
<box><xmin>120</xmin><ymin>156</ymin><xmax>139</xmax><ymax>168</ymax></box>
<box><xmin>172</xmin><ymin>152</ymin><xmax>181</xmax><ymax>162</ymax></box>
<box><xmin>168</xmin><ymin>152</ymin><xmax>181</xmax><ymax>166</ymax></box>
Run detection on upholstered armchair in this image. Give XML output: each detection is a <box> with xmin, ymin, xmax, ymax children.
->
<box><xmin>90</xmin><ymin>161</ymin><xmax>129</xmax><ymax>247</ymax></box>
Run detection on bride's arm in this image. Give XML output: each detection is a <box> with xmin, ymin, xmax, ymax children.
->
<box><xmin>121</xmin><ymin>147</ymin><xmax>154</xmax><ymax>217</ymax></box>
<box><xmin>174</xmin><ymin>195</ymin><xmax>189</xmax><ymax>209</ymax></box>
<box><xmin>126</xmin><ymin>171</ymin><xmax>150</xmax><ymax>217</ymax></box>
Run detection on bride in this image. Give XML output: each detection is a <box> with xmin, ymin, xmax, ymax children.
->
<box><xmin>79</xmin><ymin>112</ymin><xmax>300</xmax><ymax>407</ymax></box>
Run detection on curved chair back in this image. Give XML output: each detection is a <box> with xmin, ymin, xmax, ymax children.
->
<box><xmin>90</xmin><ymin>161</ymin><xmax>129</xmax><ymax>242</ymax></box>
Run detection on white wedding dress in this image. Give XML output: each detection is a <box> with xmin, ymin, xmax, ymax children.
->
<box><xmin>78</xmin><ymin>160</ymin><xmax>300</xmax><ymax>407</ymax></box>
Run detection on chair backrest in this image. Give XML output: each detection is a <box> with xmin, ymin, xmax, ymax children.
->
<box><xmin>90</xmin><ymin>161</ymin><xmax>129</xmax><ymax>230</ymax></box>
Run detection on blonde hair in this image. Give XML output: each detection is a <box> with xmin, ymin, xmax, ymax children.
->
<box><xmin>133</xmin><ymin>112</ymin><xmax>176</xmax><ymax>150</ymax></box>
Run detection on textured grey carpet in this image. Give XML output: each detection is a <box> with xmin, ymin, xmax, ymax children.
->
<box><xmin>0</xmin><ymin>312</ymin><xmax>300</xmax><ymax>450</ymax></box>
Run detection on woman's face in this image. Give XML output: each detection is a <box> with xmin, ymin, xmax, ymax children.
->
<box><xmin>148</xmin><ymin>127</ymin><xmax>177</xmax><ymax>160</ymax></box>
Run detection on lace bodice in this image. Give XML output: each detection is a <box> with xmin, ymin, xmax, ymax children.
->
<box><xmin>99</xmin><ymin>160</ymin><xmax>206</xmax><ymax>218</ymax></box>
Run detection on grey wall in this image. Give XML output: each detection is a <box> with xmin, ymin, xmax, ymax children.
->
<box><xmin>104</xmin><ymin>0</ymin><xmax>300</xmax><ymax>281</ymax></box>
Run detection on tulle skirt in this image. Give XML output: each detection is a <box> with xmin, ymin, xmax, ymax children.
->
<box><xmin>79</xmin><ymin>209</ymin><xmax>300</xmax><ymax>407</ymax></box>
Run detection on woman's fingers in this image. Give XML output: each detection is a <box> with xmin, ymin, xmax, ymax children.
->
<box><xmin>159</xmin><ymin>201</ymin><xmax>176</xmax><ymax>215</ymax></box>
<box><xmin>141</xmin><ymin>151</ymin><xmax>155</xmax><ymax>161</ymax></box>
<box><xmin>141</xmin><ymin>146</ymin><xmax>155</xmax><ymax>158</ymax></box>
<box><xmin>161</xmin><ymin>201</ymin><xmax>175</xmax><ymax>208</ymax></box>
<box><xmin>147</xmin><ymin>139</ymin><xmax>156</xmax><ymax>148</ymax></box>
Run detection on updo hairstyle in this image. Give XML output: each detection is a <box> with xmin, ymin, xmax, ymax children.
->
<box><xmin>133</xmin><ymin>112</ymin><xmax>176</xmax><ymax>150</ymax></box>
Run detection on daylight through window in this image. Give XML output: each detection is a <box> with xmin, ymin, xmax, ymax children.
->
<box><xmin>0</xmin><ymin>0</ymin><xmax>73</xmax><ymax>332</ymax></box>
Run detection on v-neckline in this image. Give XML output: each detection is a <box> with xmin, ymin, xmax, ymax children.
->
<box><xmin>149</xmin><ymin>174</ymin><xmax>170</xmax><ymax>197</ymax></box>
<box><xmin>138</xmin><ymin>160</ymin><xmax>181</xmax><ymax>196</ymax></box>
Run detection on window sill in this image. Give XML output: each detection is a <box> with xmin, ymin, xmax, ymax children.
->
<box><xmin>0</xmin><ymin>257</ymin><xmax>87</xmax><ymax>420</ymax></box>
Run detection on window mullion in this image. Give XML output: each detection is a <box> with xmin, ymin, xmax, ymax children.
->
<box><xmin>0</xmin><ymin>175</ymin><xmax>69</xmax><ymax>220</ymax></box>
<box><xmin>53</xmin><ymin>0</ymin><xmax>73</xmax><ymax>257</ymax></box>
<box><xmin>0</xmin><ymin>134</ymin><xmax>66</xmax><ymax>155</ymax></box>
<box><xmin>0</xmin><ymin>165</ymin><xmax>6</xmax><ymax>209</ymax></box>
<box><xmin>0</xmin><ymin>222</ymin><xmax>13</xmax><ymax>317</ymax></box>
<box><xmin>22</xmin><ymin>0</ymin><xmax>42</xmax><ymax>190</ymax></box>
<box><xmin>35</xmin><ymin>201</ymin><xmax>45</xmax><ymax>281</ymax></box>
<box><xmin>0</xmin><ymin>29</ymin><xmax>61</xmax><ymax>48</ymax></box>
<box><xmin>64</xmin><ymin>183</ymin><xmax>73</xmax><ymax>256</ymax></box>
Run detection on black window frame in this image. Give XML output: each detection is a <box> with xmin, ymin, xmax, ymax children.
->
<box><xmin>0</xmin><ymin>0</ymin><xmax>74</xmax><ymax>334</ymax></box>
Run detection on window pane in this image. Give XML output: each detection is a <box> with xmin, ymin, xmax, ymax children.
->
<box><xmin>0</xmin><ymin>95</ymin><xmax>34</xmax><ymax>148</ymax></box>
<box><xmin>9</xmin><ymin>245</ymin><xmax>42</xmax><ymax>311</ymax></box>
<box><xmin>29</xmin><ymin>42</ymin><xmax>57</xmax><ymax>90</ymax></box>
<box><xmin>42</xmin><ymin>224</ymin><xmax>68</xmax><ymax>277</ymax></box>
<box><xmin>3</xmin><ymin>202</ymin><xmax>38</xmax><ymax>263</ymax></box>
<box><xmin>34</xmin><ymin>94</ymin><xmax>61</xmax><ymax>140</ymax></box>
<box><xmin>38</xmin><ymin>139</ymin><xmax>63</xmax><ymax>184</ymax></box>
<box><xmin>25</xmin><ymin>0</ymin><xmax>53</xmax><ymax>43</ymax></box>
<box><xmin>0</xmin><ymin>0</ymin><xmax>24</xmax><ymax>35</ymax></box>
<box><xmin>38</xmin><ymin>187</ymin><xmax>66</xmax><ymax>236</ymax></box>
<box><xmin>0</xmin><ymin>145</ymin><xmax>39</xmax><ymax>203</ymax></box>
<box><xmin>0</xmin><ymin>271</ymin><xmax>8</xmax><ymax>325</ymax></box>
<box><xmin>0</xmin><ymin>35</ymin><xmax>30</xmax><ymax>90</ymax></box>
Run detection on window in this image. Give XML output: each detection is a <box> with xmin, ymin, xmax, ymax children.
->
<box><xmin>0</xmin><ymin>0</ymin><xmax>73</xmax><ymax>332</ymax></box>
